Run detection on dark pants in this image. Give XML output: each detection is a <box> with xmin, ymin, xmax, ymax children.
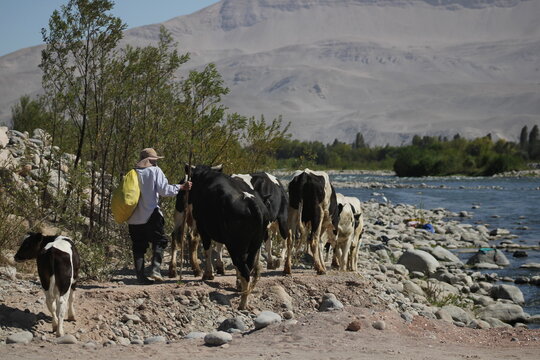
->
<box><xmin>128</xmin><ymin>208</ymin><xmax>168</xmax><ymax>259</ymax></box>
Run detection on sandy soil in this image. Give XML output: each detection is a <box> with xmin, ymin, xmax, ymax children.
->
<box><xmin>1</xmin><ymin>267</ymin><xmax>540</xmax><ymax>360</ymax></box>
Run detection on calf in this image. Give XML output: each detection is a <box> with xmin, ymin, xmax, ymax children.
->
<box><xmin>14</xmin><ymin>232</ymin><xmax>80</xmax><ymax>337</ymax></box>
<box><xmin>343</xmin><ymin>195</ymin><xmax>364</xmax><ymax>272</ymax></box>
<box><xmin>285</xmin><ymin>169</ymin><xmax>339</xmax><ymax>275</ymax></box>
<box><xmin>188</xmin><ymin>164</ymin><xmax>270</xmax><ymax>309</ymax></box>
<box><xmin>232</xmin><ymin>172</ymin><xmax>288</xmax><ymax>269</ymax></box>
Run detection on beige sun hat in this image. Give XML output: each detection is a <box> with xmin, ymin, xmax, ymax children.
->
<box><xmin>135</xmin><ymin>148</ymin><xmax>164</xmax><ymax>168</ymax></box>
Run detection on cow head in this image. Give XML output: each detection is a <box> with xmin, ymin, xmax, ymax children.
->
<box><xmin>14</xmin><ymin>232</ymin><xmax>43</xmax><ymax>262</ymax></box>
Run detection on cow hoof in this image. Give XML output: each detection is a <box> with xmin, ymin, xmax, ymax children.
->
<box><xmin>216</xmin><ymin>265</ymin><xmax>225</xmax><ymax>275</ymax></box>
<box><xmin>316</xmin><ymin>269</ymin><xmax>326</xmax><ymax>275</ymax></box>
<box><xmin>202</xmin><ymin>273</ymin><xmax>214</xmax><ymax>281</ymax></box>
<box><xmin>67</xmin><ymin>316</ymin><xmax>76</xmax><ymax>322</ymax></box>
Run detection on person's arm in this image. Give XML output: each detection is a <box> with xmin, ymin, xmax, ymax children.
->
<box><xmin>155</xmin><ymin>167</ymin><xmax>181</xmax><ymax>197</ymax></box>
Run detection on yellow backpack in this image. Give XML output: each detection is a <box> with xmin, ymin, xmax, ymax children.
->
<box><xmin>111</xmin><ymin>169</ymin><xmax>140</xmax><ymax>223</ymax></box>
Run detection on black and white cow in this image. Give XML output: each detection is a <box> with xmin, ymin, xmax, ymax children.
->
<box><xmin>14</xmin><ymin>233</ymin><xmax>80</xmax><ymax>337</ymax></box>
<box><xmin>187</xmin><ymin>164</ymin><xmax>270</xmax><ymax>309</ymax></box>
<box><xmin>331</xmin><ymin>193</ymin><xmax>364</xmax><ymax>271</ymax></box>
<box><xmin>232</xmin><ymin>172</ymin><xmax>288</xmax><ymax>269</ymax></box>
<box><xmin>284</xmin><ymin>169</ymin><xmax>339</xmax><ymax>275</ymax></box>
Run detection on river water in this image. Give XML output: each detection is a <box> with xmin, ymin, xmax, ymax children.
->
<box><xmin>329</xmin><ymin>173</ymin><xmax>540</xmax><ymax>319</ymax></box>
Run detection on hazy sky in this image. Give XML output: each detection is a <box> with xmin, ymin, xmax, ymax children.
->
<box><xmin>0</xmin><ymin>0</ymin><xmax>219</xmax><ymax>56</ymax></box>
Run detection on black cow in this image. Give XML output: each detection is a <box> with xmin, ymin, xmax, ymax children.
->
<box><xmin>187</xmin><ymin>164</ymin><xmax>270</xmax><ymax>309</ymax></box>
<box><xmin>284</xmin><ymin>169</ymin><xmax>338</xmax><ymax>275</ymax></box>
<box><xmin>14</xmin><ymin>232</ymin><xmax>80</xmax><ymax>337</ymax></box>
<box><xmin>232</xmin><ymin>172</ymin><xmax>288</xmax><ymax>269</ymax></box>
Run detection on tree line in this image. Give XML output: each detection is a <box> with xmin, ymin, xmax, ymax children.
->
<box><xmin>273</xmin><ymin>128</ymin><xmax>539</xmax><ymax>177</ymax></box>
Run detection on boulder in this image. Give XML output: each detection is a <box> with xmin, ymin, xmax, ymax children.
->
<box><xmin>490</xmin><ymin>285</ymin><xmax>525</xmax><ymax>305</ymax></box>
<box><xmin>429</xmin><ymin>246</ymin><xmax>461</xmax><ymax>263</ymax></box>
<box><xmin>466</xmin><ymin>248</ymin><xmax>509</xmax><ymax>267</ymax></box>
<box><xmin>441</xmin><ymin>305</ymin><xmax>474</xmax><ymax>324</ymax></box>
<box><xmin>397</xmin><ymin>249</ymin><xmax>440</xmax><ymax>275</ymax></box>
<box><xmin>477</xmin><ymin>303</ymin><xmax>527</xmax><ymax>324</ymax></box>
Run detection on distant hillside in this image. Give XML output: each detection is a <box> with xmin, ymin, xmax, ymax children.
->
<box><xmin>1</xmin><ymin>0</ymin><xmax>539</xmax><ymax>145</ymax></box>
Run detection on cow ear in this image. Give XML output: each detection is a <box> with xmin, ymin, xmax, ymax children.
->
<box><xmin>211</xmin><ymin>164</ymin><xmax>223</xmax><ymax>172</ymax></box>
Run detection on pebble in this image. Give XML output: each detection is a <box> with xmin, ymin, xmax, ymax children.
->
<box><xmin>83</xmin><ymin>341</ymin><xmax>97</xmax><ymax>349</ymax></box>
<box><xmin>144</xmin><ymin>336</ymin><xmax>167</xmax><ymax>345</ymax></box>
<box><xmin>254</xmin><ymin>311</ymin><xmax>282</xmax><ymax>330</ymax></box>
<box><xmin>346</xmin><ymin>320</ymin><xmax>362</xmax><ymax>331</ymax></box>
<box><xmin>319</xmin><ymin>293</ymin><xmax>344</xmax><ymax>312</ymax></box>
<box><xmin>218</xmin><ymin>317</ymin><xmax>247</xmax><ymax>332</ymax></box>
<box><xmin>372</xmin><ymin>320</ymin><xmax>386</xmax><ymax>330</ymax></box>
<box><xmin>184</xmin><ymin>332</ymin><xmax>207</xmax><ymax>340</ymax></box>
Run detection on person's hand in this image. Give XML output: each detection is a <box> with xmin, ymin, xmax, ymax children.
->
<box><xmin>181</xmin><ymin>181</ymin><xmax>192</xmax><ymax>191</ymax></box>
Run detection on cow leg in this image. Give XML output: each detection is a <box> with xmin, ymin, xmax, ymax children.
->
<box><xmin>55</xmin><ymin>290</ymin><xmax>70</xmax><ymax>337</ymax></box>
<box><xmin>189</xmin><ymin>230</ymin><xmax>202</xmax><ymax>277</ymax></box>
<box><xmin>311</xmin><ymin>206</ymin><xmax>326</xmax><ymax>275</ymax></box>
<box><xmin>45</xmin><ymin>290</ymin><xmax>58</xmax><ymax>333</ymax></box>
<box><xmin>168</xmin><ymin>227</ymin><xmax>179</xmax><ymax>278</ymax></box>
<box><xmin>284</xmin><ymin>208</ymin><xmax>299</xmax><ymax>275</ymax></box>
<box><xmin>214</xmin><ymin>242</ymin><xmax>225</xmax><ymax>275</ymax></box>
<box><xmin>265</xmin><ymin>223</ymin><xmax>276</xmax><ymax>270</ymax></box>
<box><xmin>202</xmin><ymin>237</ymin><xmax>214</xmax><ymax>281</ymax></box>
<box><xmin>67</xmin><ymin>288</ymin><xmax>76</xmax><ymax>321</ymax></box>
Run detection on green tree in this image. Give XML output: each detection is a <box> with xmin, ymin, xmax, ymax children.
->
<box><xmin>519</xmin><ymin>125</ymin><xmax>528</xmax><ymax>149</ymax></box>
<box><xmin>11</xmin><ymin>96</ymin><xmax>50</xmax><ymax>134</ymax></box>
<box><xmin>529</xmin><ymin>125</ymin><xmax>540</xmax><ymax>159</ymax></box>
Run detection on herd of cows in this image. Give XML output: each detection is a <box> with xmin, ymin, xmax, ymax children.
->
<box><xmin>13</xmin><ymin>166</ymin><xmax>364</xmax><ymax>337</ymax></box>
<box><xmin>169</xmin><ymin>166</ymin><xmax>364</xmax><ymax>310</ymax></box>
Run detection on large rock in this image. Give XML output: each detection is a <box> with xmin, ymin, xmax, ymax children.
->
<box><xmin>441</xmin><ymin>305</ymin><xmax>474</xmax><ymax>324</ymax></box>
<box><xmin>466</xmin><ymin>248</ymin><xmax>509</xmax><ymax>267</ymax></box>
<box><xmin>318</xmin><ymin>293</ymin><xmax>344</xmax><ymax>312</ymax></box>
<box><xmin>397</xmin><ymin>249</ymin><xmax>440</xmax><ymax>275</ymax></box>
<box><xmin>218</xmin><ymin>317</ymin><xmax>247</xmax><ymax>332</ymax></box>
<box><xmin>490</xmin><ymin>285</ymin><xmax>525</xmax><ymax>305</ymax></box>
<box><xmin>429</xmin><ymin>246</ymin><xmax>461</xmax><ymax>263</ymax></box>
<box><xmin>477</xmin><ymin>303</ymin><xmax>528</xmax><ymax>324</ymax></box>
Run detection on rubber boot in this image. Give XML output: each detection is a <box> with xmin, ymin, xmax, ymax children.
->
<box><xmin>134</xmin><ymin>256</ymin><xmax>154</xmax><ymax>285</ymax></box>
<box><xmin>149</xmin><ymin>245</ymin><xmax>164</xmax><ymax>282</ymax></box>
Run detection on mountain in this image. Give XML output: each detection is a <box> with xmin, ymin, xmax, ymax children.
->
<box><xmin>1</xmin><ymin>0</ymin><xmax>539</xmax><ymax>145</ymax></box>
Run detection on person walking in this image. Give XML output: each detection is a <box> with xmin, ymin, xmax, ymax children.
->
<box><xmin>127</xmin><ymin>148</ymin><xmax>191</xmax><ymax>284</ymax></box>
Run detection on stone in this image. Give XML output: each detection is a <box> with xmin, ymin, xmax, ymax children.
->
<box><xmin>490</xmin><ymin>285</ymin><xmax>525</xmax><ymax>304</ymax></box>
<box><xmin>466</xmin><ymin>248</ymin><xmax>509</xmax><ymax>267</ymax></box>
<box><xmin>520</xmin><ymin>263</ymin><xmax>540</xmax><ymax>269</ymax></box>
<box><xmin>218</xmin><ymin>317</ymin><xmax>247</xmax><ymax>332</ymax></box>
<box><xmin>527</xmin><ymin>315</ymin><xmax>540</xmax><ymax>324</ymax></box>
<box><xmin>397</xmin><ymin>249</ymin><xmax>440</xmax><ymax>275</ymax></box>
<box><xmin>372</xmin><ymin>320</ymin><xmax>386</xmax><ymax>330</ymax></box>
<box><xmin>0</xmin><ymin>266</ymin><xmax>17</xmax><ymax>280</ymax></box>
<box><xmin>435</xmin><ymin>309</ymin><xmax>453</xmax><ymax>323</ymax></box>
<box><xmin>282</xmin><ymin>310</ymin><xmax>294</xmax><ymax>320</ymax></box>
<box><xmin>346</xmin><ymin>320</ymin><xmax>362</xmax><ymax>331</ymax></box>
<box><xmin>429</xmin><ymin>246</ymin><xmax>461</xmax><ymax>263</ymax></box>
<box><xmin>489</xmin><ymin>228</ymin><xmax>510</xmax><ymax>236</ymax></box>
<box><xmin>318</xmin><ymin>293</ymin><xmax>344</xmax><ymax>312</ymax></box>
<box><xmin>441</xmin><ymin>305</ymin><xmax>474</xmax><ymax>324</ymax></box>
<box><xmin>512</xmin><ymin>250</ymin><xmax>528</xmax><ymax>258</ymax></box>
<box><xmin>204</xmin><ymin>331</ymin><xmax>233</xmax><ymax>346</ymax></box>
<box><xmin>143</xmin><ymin>336</ymin><xmax>167</xmax><ymax>345</ymax></box>
<box><xmin>209</xmin><ymin>291</ymin><xmax>231</xmax><ymax>306</ymax></box>
<box><xmin>400</xmin><ymin>312</ymin><xmax>414</xmax><ymax>323</ymax></box>
<box><xmin>403</xmin><ymin>280</ymin><xmax>425</xmax><ymax>297</ymax></box>
<box><xmin>472</xmin><ymin>262</ymin><xmax>500</xmax><ymax>270</ymax></box>
<box><xmin>6</xmin><ymin>331</ymin><xmax>33</xmax><ymax>344</ymax></box>
<box><xmin>482</xmin><ymin>317</ymin><xmax>513</xmax><ymax>328</ymax></box>
<box><xmin>478</xmin><ymin>303</ymin><xmax>527</xmax><ymax>324</ymax></box>
<box><xmin>116</xmin><ymin>337</ymin><xmax>131</xmax><ymax>346</ymax></box>
<box><xmin>254</xmin><ymin>311</ymin><xmax>282</xmax><ymax>329</ymax></box>
<box><xmin>122</xmin><ymin>314</ymin><xmax>142</xmax><ymax>324</ymax></box>
<box><xmin>83</xmin><ymin>342</ymin><xmax>97</xmax><ymax>349</ymax></box>
<box><xmin>184</xmin><ymin>332</ymin><xmax>207</xmax><ymax>340</ymax></box>
<box><xmin>267</xmin><ymin>285</ymin><xmax>293</xmax><ymax>310</ymax></box>
<box><xmin>56</xmin><ymin>334</ymin><xmax>77</xmax><ymax>344</ymax></box>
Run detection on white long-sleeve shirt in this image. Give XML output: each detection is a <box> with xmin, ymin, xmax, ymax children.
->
<box><xmin>127</xmin><ymin>166</ymin><xmax>180</xmax><ymax>225</ymax></box>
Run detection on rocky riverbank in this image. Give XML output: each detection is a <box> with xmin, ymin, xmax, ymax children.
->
<box><xmin>1</xmin><ymin>198</ymin><xmax>540</xmax><ymax>349</ymax></box>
